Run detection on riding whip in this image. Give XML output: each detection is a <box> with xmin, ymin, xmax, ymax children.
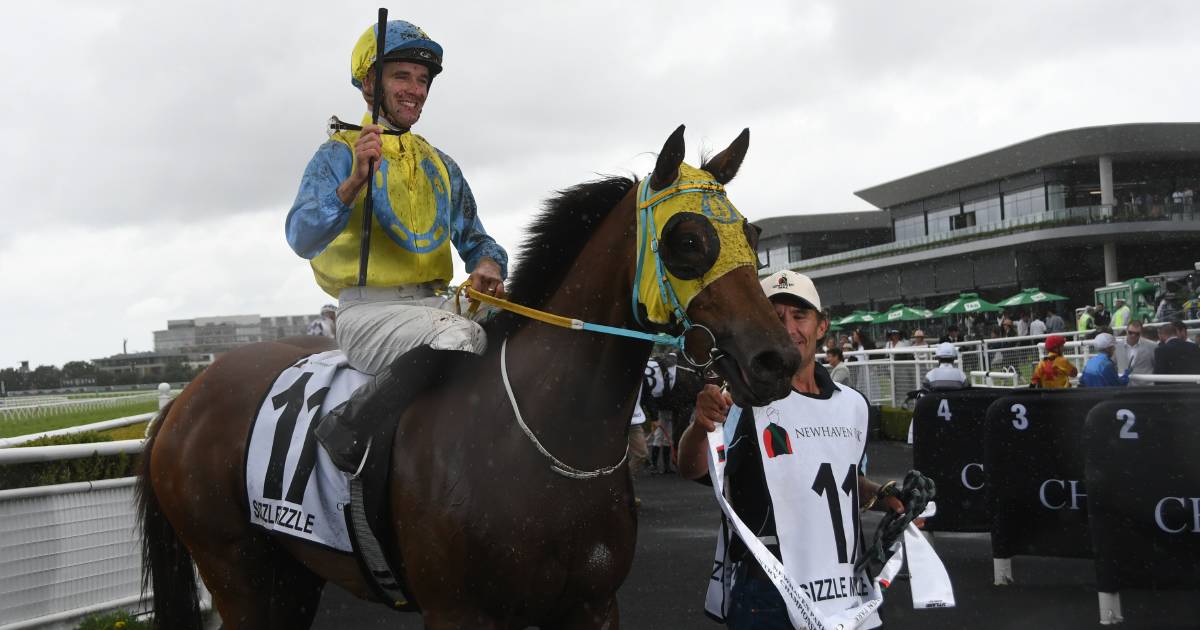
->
<box><xmin>356</xmin><ymin>7</ymin><xmax>388</xmax><ymax>286</ymax></box>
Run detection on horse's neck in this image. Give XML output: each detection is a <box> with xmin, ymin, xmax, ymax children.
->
<box><xmin>501</xmin><ymin>200</ymin><xmax>648</xmax><ymax>468</ymax></box>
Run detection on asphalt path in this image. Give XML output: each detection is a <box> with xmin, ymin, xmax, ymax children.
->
<box><xmin>311</xmin><ymin>441</ymin><xmax>1197</xmax><ymax>629</ymax></box>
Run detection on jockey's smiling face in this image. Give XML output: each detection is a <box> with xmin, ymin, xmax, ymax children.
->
<box><xmin>363</xmin><ymin>61</ymin><xmax>430</xmax><ymax>129</ymax></box>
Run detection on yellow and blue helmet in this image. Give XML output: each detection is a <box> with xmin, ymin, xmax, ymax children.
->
<box><xmin>351</xmin><ymin>20</ymin><xmax>443</xmax><ymax>89</ymax></box>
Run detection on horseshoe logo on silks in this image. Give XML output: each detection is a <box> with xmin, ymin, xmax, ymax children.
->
<box><xmin>371</xmin><ymin>158</ymin><xmax>451</xmax><ymax>253</ymax></box>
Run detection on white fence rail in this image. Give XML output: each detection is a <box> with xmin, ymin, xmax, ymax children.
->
<box><xmin>0</xmin><ymin>479</ymin><xmax>147</xmax><ymax>630</ymax></box>
<box><xmin>0</xmin><ymin>384</ymin><xmax>187</xmax><ymax>629</ymax></box>
<box><xmin>824</xmin><ymin>321</ymin><xmax>1200</xmax><ymax>405</ymax></box>
<box><xmin>0</xmin><ymin>394</ymin><xmax>157</xmax><ymax>422</ymax></box>
<box><xmin>0</xmin><ymin>414</ymin><xmax>157</xmax><ymax>449</ymax></box>
<box><xmin>0</xmin><ymin>397</ymin><xmax>69</xmax><ymax>409</ymax></box>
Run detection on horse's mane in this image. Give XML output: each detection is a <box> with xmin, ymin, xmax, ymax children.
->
<box><xmin>484</xmin><ymin>175</ymin><xmax>637</xmax><ymax>341</ymax></box>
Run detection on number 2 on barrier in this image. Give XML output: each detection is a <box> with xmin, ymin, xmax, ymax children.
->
<box><xmin>1117</xmin><ymin>408</ymin><xmax>1138</xmax><ymax>439</ymax></box>
<box><xmin>1010</xmin><ymin>403</ymin><xmax>1029</xmax><ymax>430</ymax></box>
<box><xmin>937</xmin><ymin>398</ymin><xmax>952</xmax><ymax>422</ymax></box>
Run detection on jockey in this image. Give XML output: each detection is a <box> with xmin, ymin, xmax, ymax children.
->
<box><xmin>285</xmin><ymin>19</ymin><xmax>508</xmax><ymax>472</ymax></box>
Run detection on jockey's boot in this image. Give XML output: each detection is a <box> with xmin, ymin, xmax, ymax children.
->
<box><xmin>315</xmin><ymin>345</ymin><xmax>471</xmax><ymax>473</ymax></box>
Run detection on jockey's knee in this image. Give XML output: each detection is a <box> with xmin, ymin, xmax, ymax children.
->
<box><xmin>426</xmin><ymin>315</ymin><xmax>487</xmax><ymax>355</ymax></box>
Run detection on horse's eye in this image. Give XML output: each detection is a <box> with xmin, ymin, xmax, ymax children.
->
<box><xmin>659</xmin><ymin>212</ymin><xmax>720</xmax><ymax>280</ymax></box>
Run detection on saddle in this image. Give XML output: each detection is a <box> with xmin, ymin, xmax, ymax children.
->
<box><xmin>244</xmin><ymin>351</ymin><xmax>420</xmax><ymax>611</ymax></box>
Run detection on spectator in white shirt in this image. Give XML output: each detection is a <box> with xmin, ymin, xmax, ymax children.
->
<box><xmin>1030</xmin><ymin>314</ymin><xmax>1047</xmax><ymax>336</ymax></box>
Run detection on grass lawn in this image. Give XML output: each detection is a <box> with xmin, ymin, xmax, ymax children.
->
<box><xmin>98</xmin><ymin>422</ymin><xmax>151</xmax><ymax>441</ymax></box>
<box><xmin>0</xmin><ymin>400</ymin><xmax>159</xmax><ymax>439</ymax></box>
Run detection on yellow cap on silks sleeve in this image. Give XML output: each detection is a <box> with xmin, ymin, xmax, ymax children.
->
<box><xmin>634</xmin><ymin>163</ymin><xmax>757</xmax><ymax>326</ymax></box>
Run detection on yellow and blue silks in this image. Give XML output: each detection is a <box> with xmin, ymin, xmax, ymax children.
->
<box><xmin>285</xmin><ymin>114</ymin><xmax>507</xmax><ymax>298</ymax></box>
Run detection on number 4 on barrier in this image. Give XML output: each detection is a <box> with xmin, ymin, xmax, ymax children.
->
<box><xmin>937</xmin><ymin>399</ymin><xmax>952</xmax><ymax>422</ymax></box>
<box><xmin>1117</xmin><ymin>409</ymin><xmax>1138</xmax><ymax>439</ymax></box>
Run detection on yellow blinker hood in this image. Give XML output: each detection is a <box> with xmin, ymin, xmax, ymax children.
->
<box><xmin>634</xmin><ymin>164</ymin><xmax>756</xmax><ymax>327</ymax></box>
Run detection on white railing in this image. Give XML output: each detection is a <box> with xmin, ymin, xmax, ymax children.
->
<box><xmin>970</xmin><ymin>369</ymin><xmax>1021</xmax><ymax>388</ymax></box>
<box><xmin>0</xmin><ymin>384</ymin><xmax>187</xmax><ymax>629</ymax></box>
<box><xmin>0</xmin><ymin>396</ymin><xmax>69</xmax><ymax>408</ymax></box>
<box><xmin>0</xmin><ymin>414</ymin><xmax>157</xmax><ymax>449</ymax></box>
<box><xmin>0</xmin><ymin>394</ymin><xmax>158</xmax><ymax>422</ymax></box>
<box><xmin>0</xmin><ymin>478</ymin><xmax>148</xmax><ymax>630</ymax></box>
<box><xmin>823</xmin><ymin>324</ymin><xmax>1200</xmax><ymax>404</ymax></box>
<box><xmin>1129</xmin><ymin>374</ymin><xmax>1200</xmax><ymax>384</ymax></box>
<box><xmin>825</xmin><ymin>341</ymin><xmax>983</xmax><ymax>406</ymax></box>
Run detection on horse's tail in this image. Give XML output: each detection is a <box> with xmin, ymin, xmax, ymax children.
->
<box><xmin>135</xmin><ymin>399</ymin><xmax>203</xmax><ymax>630</ymax></box>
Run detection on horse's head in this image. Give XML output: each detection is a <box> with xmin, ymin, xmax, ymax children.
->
<box><xmin>632</xmin><ymin>125</ymin><xmax>799</xmax><ymax>407</ymax></box>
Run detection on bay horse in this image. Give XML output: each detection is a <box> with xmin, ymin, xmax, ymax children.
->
<box><xmin>137</xmin><ymin>126</ymin><xmax>799</xmax><ymax>629</ymax></box>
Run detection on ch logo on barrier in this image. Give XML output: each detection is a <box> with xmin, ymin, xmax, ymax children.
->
<box><xmin>1039</xmin><ymin>479</ymin><xmax>1087</xmax><ymax>511</ymax></box>
<box><xmin>1154</xmin><ymin>497</ymin><xmax>1200</xmax><ymax>534</ymax></box>
<box><xmin>960</xmin><ymin>462</ymin><xmax>984</xmax><ymax>491</ymax></box>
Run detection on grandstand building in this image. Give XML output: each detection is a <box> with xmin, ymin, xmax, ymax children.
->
<box><xmin>757</xmin><ymin>123</ymin><xmax>1200</xmax><ymax>312</ymax></box>
<box><xmin>153</xmin><ymin>313</ymin><xmax>318</xmax><ymax>355</ymax></box>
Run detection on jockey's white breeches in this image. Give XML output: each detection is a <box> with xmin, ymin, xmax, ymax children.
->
<box><xmin>335</xmin><ymin>284</ymin><xmax>487</xmax><ymax>375</ymax></box>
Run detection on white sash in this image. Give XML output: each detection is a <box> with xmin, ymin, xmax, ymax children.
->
<box><xmin>703</xmin><ymin>416</ymin><xmax>884</xmax><ymax>629</ymax></box>
<box><xmin>703</xmin><ymin>407</ymin><xmax>955</xmax><ymax>628</ymax></box>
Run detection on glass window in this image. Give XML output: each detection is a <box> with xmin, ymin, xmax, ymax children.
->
<box><xmin>788</xmin><ymin>242</ymin><xmax>803</xmax><ymax>263</ymax></box>
<box><xmin>1004</xmin><ymin>186</ymin><xmax>1047</xmax><ymax>218</ymax></box>
<box><xmin>926</xmin><ymin>205</ymin><xmax>961</xmax><ymax>235</ymax></box>
<box><xmin>1046</xmin><ymin>184</ymin><xmax>1067</xmax><ymax>210</ymax></box>
<box><xmin>894</xmin><ymin>214</ymin><xmax>925</xmax><ymax>241</ymax></box>
<box><xmin>963</xmin><ymin>196</ymin><xmax>1001</xmax><ymax>226</ymax></box>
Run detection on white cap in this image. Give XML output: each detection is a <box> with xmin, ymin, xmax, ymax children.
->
<box><xmin>761</xmin><ymin>270</ymin><xmax>821</xmax><ymax>311</ymax></box>
<box><xmin>935</xmin><ymin>342</ymin><xmax>958</xmax><ymax>359</ymax></box>
<box><xmin>1093</xmin><ymin>332</ymin><xmax>1116</xmax><ymax>350</ymax></box>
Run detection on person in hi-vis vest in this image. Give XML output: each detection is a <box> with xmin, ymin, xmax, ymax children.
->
<box><xmin>286</xmin><ymin>19</ymin><xmax>508</xmax><ymax>472</ymax></box>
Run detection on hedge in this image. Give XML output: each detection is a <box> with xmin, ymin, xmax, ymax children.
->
<box><xmin>0</xmin><ymin>432</ymin><xmax>137</xmax><ymax>490</ymax></box>
<box><xmin>75</xmin><ymin>610</ymin><xmax>151</xmax><ymax>630</ymax></box>
<box><xmin>879</xmin><ymin>406</ymin><xmax>913</xmax><ymax>442</ymax></box>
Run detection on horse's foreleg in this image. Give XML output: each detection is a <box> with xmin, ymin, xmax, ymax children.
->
<box><xmin>544</xmin><ymin>597</ymin><xmax>619</xmax><ymax>630</ymax></box>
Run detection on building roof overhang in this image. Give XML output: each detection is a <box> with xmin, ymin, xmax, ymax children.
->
<box><xmin>855</xmin><ymin>123</ymin><xmax>1200</xmax><ymax>209</ymax></box>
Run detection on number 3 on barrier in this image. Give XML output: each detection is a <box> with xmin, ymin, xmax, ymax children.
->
<box><xmin>1117</xmin><ymin>408</ymin><xmax>1138</xmax><ymax>439</ymax></box>
<box><xmin>1010</xmin><ymin>403</ymin><xmax>1029</xmax><ymax>430</ymax></box>
<box><xmin>937</xmin><ymin>398</ymin><xmax>952</xmax><ymax>422</ymax></box>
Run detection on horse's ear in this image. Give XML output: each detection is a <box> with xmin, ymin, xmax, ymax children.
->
<box><xmin>705</xmin><ymin>128</ymin><xmax>750</xmax><ymax>185</ymax></box>
<box><xmin>650</xmin><ymin>124</ymin><xmax>686</xmax><ymax>190</ymax></box>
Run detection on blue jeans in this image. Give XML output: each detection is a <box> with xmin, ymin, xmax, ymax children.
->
<box><xmin>726</xmin><ymin>568</ymin><xmax>791</xmax><ymax>630</ymax></box>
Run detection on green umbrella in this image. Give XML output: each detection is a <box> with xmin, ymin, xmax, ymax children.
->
<box><xmin>881</xmin><ymin>303</ymin><xmax>935</xmax><ymax>323</ymax></box>
<box><xmin>996</xmin><ymin>287</ymin><xmax>1069</xmax><ymax>308</ymax></box>
<box><xmin>933</xmin><ymin>292</ymin><xmax>1002</xmax><ymax>316</ymax></box>
<box><xmin>836</xmin><ymin>310</ymin><xmax>882</xmax><ymax>326</ymax></box>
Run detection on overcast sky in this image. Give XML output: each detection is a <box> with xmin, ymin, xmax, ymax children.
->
<box><xmin>3</xmin><ymin>1</ymin><xmax>1198</xmax><ymax>368</ymax></box>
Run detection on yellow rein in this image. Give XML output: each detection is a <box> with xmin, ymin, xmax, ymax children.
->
<box><xmin>451</xmin><ymin>280</ymin><xmax>691</xmax><ymax>348</ymax></box>
<box><xmin>453</xmin><ymin>281</ymin><xmax>580</xmax><ymax>330</ymax></box>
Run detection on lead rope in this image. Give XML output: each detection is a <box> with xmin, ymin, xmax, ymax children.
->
<box><xmin>500</xmin><ymin>338</ymin><xmax>629</xmax><ymax>480</ymax></box>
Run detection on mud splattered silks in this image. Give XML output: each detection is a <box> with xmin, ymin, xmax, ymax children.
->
<box><xmin>286</xmin><ymin>114</ymin><xmax>507</xmax><ymax>298</ymax></box>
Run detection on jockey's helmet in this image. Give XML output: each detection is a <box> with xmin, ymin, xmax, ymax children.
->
<box><xmin>351</xmin><ymin>20</ymin><xmax>443</xmax><ymax>89</ymax></box>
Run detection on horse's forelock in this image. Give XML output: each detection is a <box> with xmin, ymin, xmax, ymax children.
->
<box><xmin>485</xmin><ymin>176</ymin><xmax>636</xmax><ymax>339</ymax></box>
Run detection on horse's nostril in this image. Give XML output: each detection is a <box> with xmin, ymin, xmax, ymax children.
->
<box><xmin>750</xmin><ymin>350</ymin><xmax>787</xmax><ymax>380</ymax></box>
